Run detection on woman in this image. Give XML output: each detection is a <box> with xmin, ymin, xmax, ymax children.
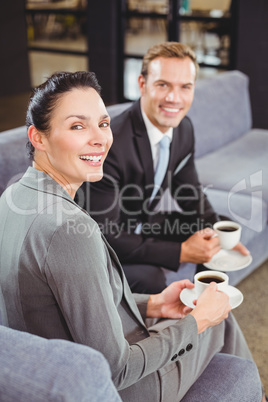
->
<box><xmin>0</xmin><ymin>72</ymin><xmax>263</xmax><ymax>401</ymax></box>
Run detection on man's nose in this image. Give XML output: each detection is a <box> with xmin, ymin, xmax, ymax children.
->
<box><xmin>165</xmin><ymin>87</ymin><xmax>181</xmax><ymax>102</ymax></box>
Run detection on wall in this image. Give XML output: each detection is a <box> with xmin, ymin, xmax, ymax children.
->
<box><xmin>0</xmin><ymin>0</ymin><xmax>31</xmax><ymax>97</ymax></box>
<box><xmin>236</xmin><ymin>0</ymin><xmax>268</xmax><ymax>129</ymax></box>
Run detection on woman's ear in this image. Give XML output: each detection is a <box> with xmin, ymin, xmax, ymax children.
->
<box><xmin>28</xmin><ymin>125</ymin><xmax>46</xmax><ymax>152</ymax></box>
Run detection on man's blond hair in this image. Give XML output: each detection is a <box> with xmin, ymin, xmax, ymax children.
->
<box><xmin>141</xmin><ymin>41</ymin><xmax>199</xmax><ymax>79</ymax></box>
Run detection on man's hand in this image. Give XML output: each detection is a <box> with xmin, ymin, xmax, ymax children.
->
<box><xmin>233</xmin><ymin>242</ymin><xmax>250</xmax><ymax>256</ymax></box>
<box><xmin>190</xmin><ymin>282</ymin><xmax>231</xmax><ymax>334</ymax></box>
<box><xmin>180</xmin><ymin>228</ymin><xmax>220</xmax><ymax>264</ymax></box>
<box><xmin>146</xmin><ymin>280</ymin><xmax>194</xmax><ymax>319</ymax></box>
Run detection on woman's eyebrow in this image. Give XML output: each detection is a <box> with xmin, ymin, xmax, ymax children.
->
<box><xmin>65</xmin><ymin>114</ymin><xmax>88</xmax><ymax>121</ymax></box>
<box><xmin>65</xmin><ymin>114</ymin><xmax>110</xmax><ymax>121</ymax></box>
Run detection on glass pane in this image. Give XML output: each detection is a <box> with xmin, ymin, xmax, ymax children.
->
<box><xmin>125</xmin><ymin>17</ymin><xmax>167</xmax><ymax>56</ymax></box>
<box><xmin>26</xmin><ymin>0</ymin><xmax>88</xmax><ymax>52</ymax></box>
<box><xmin>189</xmin><ymin>0</ymin><xmax>231</xmax><ymax>14</ymax></box>
<box><xmin>124</xmin><ymin>58</ymin><xmax>142</xmax><ymax>100</ymax></box>
<box><xmin>179</xmin><ymin>20</ymin><xmax>230</xmax><ymax>67</ymax></box>
<box><xmin>29</xmin><ymin>51</ymin><xmax>88</xmax><ymax>87</ymax></box>
<box><xmin>127</xmin><ymin>0</ymin><xmax>168</xmax><ymax>14</ymax></box>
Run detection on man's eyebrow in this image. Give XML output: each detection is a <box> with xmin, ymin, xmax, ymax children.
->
<box><xmin>155</xmin><ymin>80</ymin><xmax>194</xmax><ymax>86</ymax></box>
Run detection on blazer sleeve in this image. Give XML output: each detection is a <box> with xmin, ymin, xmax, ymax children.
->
<box><xmin>44</xmin><ymin>214</ymin><xmax>198</xmax><ymax>390</ymax></box>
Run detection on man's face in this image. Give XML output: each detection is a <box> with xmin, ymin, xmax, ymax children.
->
<box><xmin>139</xmin><ymin>56</ymin><xmax>196</xmax><ymax>133</ymax></box>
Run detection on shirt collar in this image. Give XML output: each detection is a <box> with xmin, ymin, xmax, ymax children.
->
<box><xmin>141</xmin><ymin>107</ymin><xmax>173</xmax><ymax>146</ymax></box>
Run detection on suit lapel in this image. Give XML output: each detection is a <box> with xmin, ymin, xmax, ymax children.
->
<box><xmin>130</xmin><ymin>101</ymin><xmax>155</xmax><ymax>202</ymax></box>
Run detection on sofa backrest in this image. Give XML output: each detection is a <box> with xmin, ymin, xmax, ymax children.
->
<box><xmin>0</xmin><ymin>285</ymin><xmax>8</xmax><ymax>327</ymax></box>
<box><xmin>0</xmin><ymin>71</ymin><xmax>252</xmax><ymax>196</ymax></box>
<box><xmin>0</xmin><ymin>126</ymin><xmax>31</xmax><ymax>196</ymax></box>
<box><xmin>188</xmin><ymin>70</ymin><xmax>252</xmax><ymax>158</ymax></box>
<box><xmin>107</xmin><ymin>70</ymin><xmax>252</xmax><ymax>160</ymax></box>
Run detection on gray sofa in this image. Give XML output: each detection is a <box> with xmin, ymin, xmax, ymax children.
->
<box><xmin>0</xmin><ymin>70</ymin><xmax>267</xmax><ymax>287</ymax></box>
<box><xmin>0</xmin><ymin>291</ymin><xmax>121</xmax><ymax>401</ymax></box>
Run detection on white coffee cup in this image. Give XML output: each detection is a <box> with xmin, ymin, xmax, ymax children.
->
<box><xmin>213</xmin><ymin>220</ymin><xmax>241</xmax><ymax>250</ymax></box>
<box><xmin>194</xmin><ymin>270</ymin><xmax>229</xmax><ymax>297</ymax></box>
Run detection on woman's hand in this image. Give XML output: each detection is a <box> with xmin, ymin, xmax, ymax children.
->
<box><xmin>146</xmin><ymin>280</ymin><xmax>194</xmax><ymax>319</ymax></box>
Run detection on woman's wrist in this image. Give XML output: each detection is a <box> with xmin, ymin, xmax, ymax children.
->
<box><xmin>146</xmin><ymin>294</ymin><xmax>163</xmax><ymax>318</ymax></box>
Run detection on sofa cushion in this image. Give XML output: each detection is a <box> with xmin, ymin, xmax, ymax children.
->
<box><xmin>196</xmin><ymin>129</ymin><xmax>268</xmax><ymax>206</ymax></box>
<box><xmin>0</xmin><ymin>126</ymin><xmax>31</xmax><ymax>195</ymax></box>
<box><xmin>188</xmin><ymin>70</ymin><xmax>252</xmax><ymax>158</ymax></box>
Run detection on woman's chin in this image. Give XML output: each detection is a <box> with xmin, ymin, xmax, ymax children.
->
<box><xmin>84</xmin><ymin>171</ymin><xmax>103</xmax><ymax>183</ymax></box>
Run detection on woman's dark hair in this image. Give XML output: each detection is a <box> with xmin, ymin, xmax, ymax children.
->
<box><xmin>26</xmin><ymin>71</ymin><xmax>101</xmax><ymax>160</ymax></box>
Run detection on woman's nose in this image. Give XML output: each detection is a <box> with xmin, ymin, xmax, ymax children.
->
<box><xmin>89</xmin><ymin>127</ymin><xmax>107</xmax><ymax>147</ymax></box>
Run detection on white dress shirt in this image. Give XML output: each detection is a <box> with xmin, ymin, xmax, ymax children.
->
<box><xmin>141</xmin><ymin>109</ymin><xmax>173</xmax><ymax>171</ymax></box>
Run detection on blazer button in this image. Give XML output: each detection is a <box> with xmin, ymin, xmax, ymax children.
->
<box><xmin>171</xmin><ymin>354</ymin><xmax>178</xmax><ymax>361</ymax></box>
<box><xmin>186</xmin><ymin>344</ymin><xmax>193</xmax><ymax>352</ymax></box>
<box><xmin>178</xmin><ymin>349</ymin><xmax>185</xmax><ymax>356</ymax></box>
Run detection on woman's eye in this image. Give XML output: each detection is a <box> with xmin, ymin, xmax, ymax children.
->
<box><xmin>100</xmin><ymin>121</ymin><xmax>110</xmax><ymax>128</ymax></box>
<box><xmin>71</xmin><ymin>124</ymin><xmax>83</xmax><ymax>130</ymax></box>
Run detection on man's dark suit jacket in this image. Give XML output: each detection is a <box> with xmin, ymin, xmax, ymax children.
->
<box><xmin>79</xmin><ymin>100</ymin><xmax>219</xmax><ymax>272</ymax></box>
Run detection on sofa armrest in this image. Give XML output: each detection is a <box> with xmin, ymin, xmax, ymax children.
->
<box><xmin>0</xmin><ymin>326</ymin><xmax>121</xmax><ymax>401</ymax></box>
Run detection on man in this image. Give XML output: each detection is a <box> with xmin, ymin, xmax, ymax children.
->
<box><xmin>79</xmin><ymin>42</ymin><xmax>249</xmax><ymax>294</ymax></box>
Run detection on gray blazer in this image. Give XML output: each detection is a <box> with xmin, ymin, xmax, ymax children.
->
<box><xmin>0</xmin><ymin>167</ymin><xmax>198</xmax><ymax>401</ymax></box>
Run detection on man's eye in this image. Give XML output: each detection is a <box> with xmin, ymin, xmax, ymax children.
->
<box><xmin>71</xmin><ymin>124</ymin><xmax>83</xmax><ymax>130</ymax></box>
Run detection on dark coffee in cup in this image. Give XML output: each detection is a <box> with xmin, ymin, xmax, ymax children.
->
<box><xmin>213</xmin><ymin>220</ymin><xmax>241</xmax><ymax>249</ymax></box>
<box><xmin>194</xmin><ymin>270</ymin><xmax>229</xmax><ymax>296</ymax></box>
<box><xmin>198</xmin><ymin>276</ymin><xmax>224</xmax><ymax>284</ymax></box>
<box><xmin>217</xmin><ymin>226</ymin><xmax>237</xmax><ymax>232</ymax></box>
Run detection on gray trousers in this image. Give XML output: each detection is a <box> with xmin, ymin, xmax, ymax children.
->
<box><xmin>150</xmin><ymin>313</ymin><xmax>262</xmax><ymax>401</ymax></box>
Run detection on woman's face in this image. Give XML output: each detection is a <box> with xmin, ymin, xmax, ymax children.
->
<box><xmin>39</xmin><ymin>87</ymin><xmax>113</xmax><ymax>195</ymax></box>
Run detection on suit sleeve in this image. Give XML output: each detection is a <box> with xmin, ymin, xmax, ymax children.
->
<box><xmin>170</xmin><ymin>118</ymin><xmax>219</xmax><ymax>226</ymax></box>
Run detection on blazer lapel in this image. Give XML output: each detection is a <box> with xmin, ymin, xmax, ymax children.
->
<box><xmin>101</xmin><ymin>233</ymin><xmax>147</xmax><ymax>328</ymax></box>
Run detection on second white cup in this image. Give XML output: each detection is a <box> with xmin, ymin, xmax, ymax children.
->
<box><xmin>213</xmin><ymin>220</ymin><xmax>241</xmax><ymax>250</ymax></box>
<box><xmin>194</xmin><ymin>270</ymin><xmax>229</xmax><ymax>297</ymax></box>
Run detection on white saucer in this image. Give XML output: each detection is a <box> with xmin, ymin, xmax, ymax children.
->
<box><xmin>203</xmin><ymin>249</ymin><xmax>252</xmax><ymax>271</ymax></box>
<box><xmin>180</xmin><ymin>286</ymin><xmax>244</xmax><ymax>310</ymax></box>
